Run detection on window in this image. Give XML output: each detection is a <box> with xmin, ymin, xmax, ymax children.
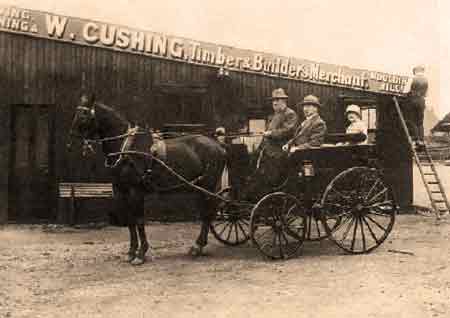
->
<box><xmin>232</xmin><ymin>118</ymin><xmax>265</xmax><ymax>153</ymax></box>
<box><xmin>361</xmin><ymin>107</ymin><xmax>377</xmax><ymax>130</ymax></box>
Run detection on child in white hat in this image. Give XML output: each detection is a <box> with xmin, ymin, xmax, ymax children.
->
<box><xmin>345</xmin><ymin>104</ymin><xmax>368</xmax><ymax>144</ymax></box>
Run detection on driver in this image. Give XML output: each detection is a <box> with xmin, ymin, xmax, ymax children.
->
<box><xmin>283</xmin><ymin>95</ymin><xmax>327</xmax><ymax>152</ymax></box>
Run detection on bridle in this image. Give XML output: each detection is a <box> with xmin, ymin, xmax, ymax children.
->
<box><xmin>70</xmin><ymin>104</ymin><xmax>150</xmax><ymax>167</ymax></box>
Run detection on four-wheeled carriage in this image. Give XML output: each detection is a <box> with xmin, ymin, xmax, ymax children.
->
<box><xmin>210</xmin><ymin>136</ymin><xmax>397</xmax><ymax>260</ymax></box>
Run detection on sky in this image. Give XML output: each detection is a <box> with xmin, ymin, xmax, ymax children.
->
<box><xmin>3</xmin><ymin>0</ymin><xmax>450</xmax><ymax>117</ymax></box>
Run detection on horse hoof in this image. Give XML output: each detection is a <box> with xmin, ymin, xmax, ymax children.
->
<box><xmin>131</xmin><ymin>257</ymin><xmax>145</xmax><ymax>266</ymax></box>
<box><xmin>127</xmin><ymin>254</ymin><xmax>136</xmax><ymax>263</ymax></box>
<box><xmin>188</xmin><ymin>245</ymin><xmax>204</xmax><ymax>257</ymax></box>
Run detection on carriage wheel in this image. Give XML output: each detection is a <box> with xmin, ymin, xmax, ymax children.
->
<box><xmin>250</xmin><ymin>192</ymin><xmax>307</xmax><ymax>259</ymax></box>
<box><xmin>320</xmin><ymin>167</ymin><xmax>397</xmax><ymax>254</ymax></box>
<box><xmin>210</xmin><ymin>187</ymin><xmax>252</xmax><ymax>246</ymax></box>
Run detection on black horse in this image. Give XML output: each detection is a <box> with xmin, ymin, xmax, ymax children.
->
<box><xmin>69</xmin><ymin>94</ymin><xmax>227</xmax><ymax>265</ymax></box>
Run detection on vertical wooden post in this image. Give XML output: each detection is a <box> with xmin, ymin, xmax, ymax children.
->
<box><xmin>69</xmin><ymin>185</ymin><xmax>75</xmax><ymax>225</ymax></box>
<box><xmin>0</xmin><ymin>105</ymin><xmax>11</xmax><ymax>224</ymax></box>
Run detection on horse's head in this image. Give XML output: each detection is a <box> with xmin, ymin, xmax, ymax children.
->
<box><xmin>68</xmin><ymin>93</ymin><xmax>98</xmax><ymax>155</ymax></box>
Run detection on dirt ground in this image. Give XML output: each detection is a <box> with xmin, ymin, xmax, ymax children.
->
<box><xmin>1</xmin><ymin>214</ymin><xmax>449</xmax><ymax>318</ymax></box>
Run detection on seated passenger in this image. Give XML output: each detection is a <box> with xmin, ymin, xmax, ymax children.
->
<box><xmin>245</xmin><ymin>88</ymin><xmax>297</xmax><ymax>198</ymax></box>
<box><xmin>344</xmin><ymin>104</ymin><xmax>368</xmax><ymax>145</ymax></box>
<box><xmin>283</xmin><ymin>95</ymin><xmax>327</xmax><ymax>152</ymax></box>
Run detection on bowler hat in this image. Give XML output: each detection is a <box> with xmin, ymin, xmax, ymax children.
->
<box><xmin>270</xmin><ymin>88</ymin><xmax>289</xmax><ymax>100</ymax></box>
<box><xmin>299</xmin><ymin>95</ymin><xmax>321</xmax><ymax>107</ymax></box>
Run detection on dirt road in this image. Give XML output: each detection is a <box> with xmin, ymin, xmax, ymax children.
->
<box><xmin>1</xmin><ymin>215</ymin><xmax>449</xmax><ymax>318</ymax></box>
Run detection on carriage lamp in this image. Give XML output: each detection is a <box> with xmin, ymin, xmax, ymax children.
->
<box><xmin>303</xmin><ymin>160</ymin><xmax>315</xmax><ymax>177</ymax></box>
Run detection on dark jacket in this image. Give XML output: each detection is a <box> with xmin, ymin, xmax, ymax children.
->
<box><xmin>266</xmin><ymin>107</ymin><xmax>298</xmax><ymax>145</ymax></box>
<box><xmin>409</xmin><ymin>74</ymin><xmax>428</xmax><ymax>98</ymax></box>
<box><xmin>261</xmin><ymin>107</ymin><xmax>298</xmax><ymax>158</ymax></box>
<box><xmin>287</xmin><ymin>114</ymin><xmax>327</xmax><ymax>148</ymax></box>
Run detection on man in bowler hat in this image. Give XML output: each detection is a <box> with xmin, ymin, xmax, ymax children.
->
<box><xmin>253</xmin><ymin>88</ymin><xmax>298</xmax><ymax>190</ymax></box>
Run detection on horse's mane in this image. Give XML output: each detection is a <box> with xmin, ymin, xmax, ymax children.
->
<box><xmin>94</xmin><ymin>102</ymin><xmax>130</xmax><ymax>125</ymax></box>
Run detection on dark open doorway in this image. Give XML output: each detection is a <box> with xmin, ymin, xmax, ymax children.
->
<box><xmin>8</xmin><ymin>104</ymin><xmax>56</xmax><ymax>223</ymax></box>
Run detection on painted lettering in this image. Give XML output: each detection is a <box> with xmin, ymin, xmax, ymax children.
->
<box><xmin>82</xmin><ymin>22</ymin><xmax>99</xmax><ymax>43</ymax></box>
<box><xmin>169</xmin><ymin>39</ymin><xmax>184</xmax><ymax>58</ymax></box>
<box><xmin>116</xmin><ymin>28</ymin><xmax>131</xmax><ymax>49</ymax></box>
<box><xmin>130</xmin><ymin>31</ymin><xmax>145</xmax><ymax>52</ymax></box>
<box><xmin>45</xmin><ymin>14</ymin><xmax>67</xmax><ymax>38</ymax></box>
<box><xmin>252</xmin><ymin>54</ymin><xmax>263</xmax><ymax>71</ymax></box>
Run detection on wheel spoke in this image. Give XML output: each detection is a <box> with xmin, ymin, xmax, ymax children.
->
<box><xmin>359</xmin><ymin>217</ymin><xmax>367</xmax><ymax>251</ymax></box>
<box><xmin>365</xmin><ymin>214</ymin><xmax>388</xmax><ymax>232</ymax></box>
<box><xmin>368</xmin><ymin>187</ymin><xmax>388</xmax><ymax>203</ymax></box>
<box><xmin>350</xmin><ymin>216</ymin><xmax>359</xmax><ymax>251</ymax></box>
<box><xmin>364</xmin><ymin>179</ymin><xmax>380</xmax><ymax>201</ymax></box>
<box><xmin>366</xmin><ymin>200</ymin><xmax>394</xmax><ymax>210</ymax></box>
<box><xmin>218</xmin><ymin>222</ymin><xmax>231</xmax><ymax>237</ymax></box>
<box><xmin>234</xmin><ymin>222</ymin><xmax>240</xmax><ymax>243</ymax></box>
<box><xmin>278</xmin><ymin>232</ymin><xmax>284</xmax><ymax>259</ymax></box>
<box><xmin>361</xmin><ymin>215</ymin><xmax>380</xmax><ymax>244</ymax></box>
<box><xmin>340</xmin><ymin>217</ymin><xmax>355</xmax><ymax>243</ymax></box>
<box><xmin>307</xmin><ymin>215</ymin><xmax>313</xmax><ymax>239</ymax></box>
<box><xmin>368</xmin><ymin>210</ymin><xmax>392</xmax><ymax>218</ymax></box>
<box><xmin>237</xmin><ymin>221</ymin><xmax>248</xmax><ymax>239</ymax></box>
<box><xmin>226</xmin><ymin>222</ymin><xmax>234</xmax><ymax>241</ymax></box>
<box><xmin>331</xmin><ymin>214</ymin><xmax>352</xmax><ymax>233</ymax></box>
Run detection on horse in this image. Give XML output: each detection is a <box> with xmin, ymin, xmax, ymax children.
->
<box><xmin>68</xmin><ymin>94</ymin><xmax>227</xmax><ymax>265</ymax></box>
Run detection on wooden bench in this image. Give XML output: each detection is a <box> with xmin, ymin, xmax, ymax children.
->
<box><xmin>58</xmin><ymin>183</ymin><xmax>113</xmax><ymax>224</ymax></box>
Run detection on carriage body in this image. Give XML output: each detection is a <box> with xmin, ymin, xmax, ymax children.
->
<box><xmin>284</xmin><ymin>143</ymin><xmax>377</xmax><ymax>199</ymax></box>
<box><xmin>211</xmin><ymin>138</ymin><xmax>397</xmax><ymax>260</ymax></box>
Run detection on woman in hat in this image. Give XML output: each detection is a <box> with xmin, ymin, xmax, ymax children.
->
<box><xmin>344</xmin><ymin>104</ymin><xmax>368</xmax><ymax>145</ymax></box>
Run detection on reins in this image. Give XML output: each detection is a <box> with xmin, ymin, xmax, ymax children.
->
<box><xmin>108</xmin><ymin>150</ymin><xmax>233</xmax><ymax>203</ymax></box>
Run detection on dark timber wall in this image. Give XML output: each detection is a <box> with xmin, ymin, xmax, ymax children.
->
<box><xmin>0</xmin><ymin>31</ymin><xmax>412</xmax><ymax>223</ymax></box>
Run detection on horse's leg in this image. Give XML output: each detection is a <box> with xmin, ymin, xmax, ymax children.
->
<box><xmin>132</xmin><ymin>222</ymin><xmax>151</xmax><ymax>265</ymax></box>
<box><xmin>129</xmin><ymin>187</ymin><xmax>151</xmax><ymax>265</ymax></box>
<box><xmin>127</xmin><ymin>225</ymin><xmax>138</xmax><ymax>262</ymax></box>
<box><xmin>189</xmin><ymin>210</ymin><xmax>211</xmax><ymax>257</ymax></box>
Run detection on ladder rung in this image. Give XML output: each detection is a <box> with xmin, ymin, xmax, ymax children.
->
<box><xmin>428</xmin><ymin>182</ymin><xmax>440</xmax><ymax>185</ymax></box>
<box><xmin>433</xmin><ymin>200</ymin><xmax>446</xmax><ymax>203</ymax></box>
<box><xmin>423</xmin><ymin>173</ymin><xmax>435</xmax><ymax>176</ymax></box>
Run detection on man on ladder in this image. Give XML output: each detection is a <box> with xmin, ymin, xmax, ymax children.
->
<box><xmin>394</xmin><ymin>65</ymin><xmax>449</xmax><ymax>218</ymax></box>
<box><xmin>403</xmin><ymin>65</ymin><xmax>429</xmax><ymax>150</ymax></box>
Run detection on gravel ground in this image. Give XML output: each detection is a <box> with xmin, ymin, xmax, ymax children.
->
<box><xmin>1</xmin><ymin>214</ymin><xmax>449</xmax><ymax>318</ymax></box>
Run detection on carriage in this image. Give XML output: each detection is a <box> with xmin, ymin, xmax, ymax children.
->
<box><xmin>209</xmin><ymin>135</ymin><xmax>397</xmax><ymax>260</ymax></box>
<box><xmin>69</xmin><ymin>95</ymin><xmax>399</xmax><ymax>264</ymax></box>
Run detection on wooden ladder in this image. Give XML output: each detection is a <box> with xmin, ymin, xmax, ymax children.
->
<box><xmin>393</xmin><ymin>97</ymin><xmax>450</xmax><ymax>219</ymax></box>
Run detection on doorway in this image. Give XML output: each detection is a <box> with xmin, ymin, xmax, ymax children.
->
<box><xmin>8</xmin><ymin>104</ymin><xmax>56</xmax><ymax>222</ymax></box>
